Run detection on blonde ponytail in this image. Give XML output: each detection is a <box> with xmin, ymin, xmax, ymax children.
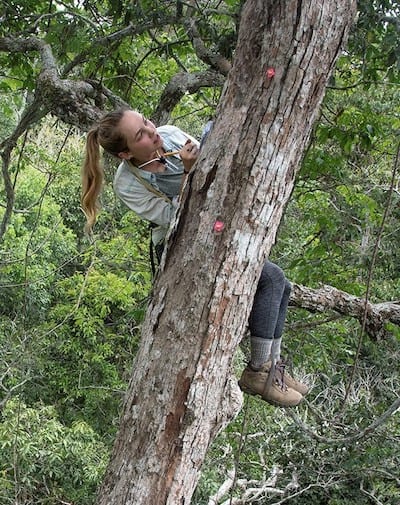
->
<box><xmin>81</xmin><ymin>109</ymin><xmax>128</xmax><ymax>233</ymax></box>
<box><xmin>81</xmin><ymin>127</ymin><xmax>104</xmax><ymax>233</ymax></box>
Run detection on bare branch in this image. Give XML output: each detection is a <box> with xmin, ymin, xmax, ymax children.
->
<box><xmin>183</xmin><ymin>17</ymin><xmax>232</xmax><ymax>75</ymax></box>
<box><xmin>360</xmin><ymin>480</ymin><xmax>385</xmax><ymax>505</ymax></box>
<box><xmin>0</xmin><ymin>376</ymin><xmax>34</xmax><ymax>410</ymax></box>
<box><xmin>152</xmin><ymin>70</ymin><xmax>224</xmax><ymax>124</ymax></box>
<box><xmin>290</xmin><ymin>283</ymin><xmax>400</xmax><ymax>339</ymax></box>
<box><xmin>29</xmin><ymin>10</ymin><xmax>99</xmax><ymax>32</ymax></box>
<box><xmin>286</xmin><ymin>395</ymin><xmax>400</xmax><ymax>445</ymax></box>
<box><xmin>61</xmin><ymin>23</ymin><xmax>152</xmax><ymax>76</ymax></box>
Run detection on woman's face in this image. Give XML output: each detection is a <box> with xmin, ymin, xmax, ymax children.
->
<box><xmin>118</xmin><ymin>110</ymin><xmax>163</xmax><ymax>162</ymax></box>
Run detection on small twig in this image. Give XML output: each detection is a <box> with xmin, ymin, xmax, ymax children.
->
<box><xmin>360</xmin><ymin>480</ymin><xmax>385</xmax><ymax>505</ymax></box>
<box><xmin>286</xmin><ymin>395</ymin><xmax>400</xmax><ymax>445</ymax></box>
<box><xmin>228</xmin><ymin>396</ymin><xmax>249</xmax><ymax>505</ymax></box>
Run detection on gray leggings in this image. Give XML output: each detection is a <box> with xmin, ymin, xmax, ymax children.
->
<box><xmin>249</xmin><ymin>261</ymin><xmax>291</xmax><ymax>340</ymax></box>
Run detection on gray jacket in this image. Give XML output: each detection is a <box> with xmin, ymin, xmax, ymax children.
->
<box><xmin>113</xmin><ymin>125</ymin><xmax>199</xmax><ymax>245</ymax></box>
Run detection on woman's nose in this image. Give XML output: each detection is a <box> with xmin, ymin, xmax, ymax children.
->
<box><xmin>145</xmin><ymin>125</ymin><xmax>155</xmax><ymax>136</ymax></box>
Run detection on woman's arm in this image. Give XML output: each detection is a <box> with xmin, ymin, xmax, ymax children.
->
<box><xmin>114</xmin><ymin>170</ymin><xmax>176</xmax><ymax>226</ymax></box>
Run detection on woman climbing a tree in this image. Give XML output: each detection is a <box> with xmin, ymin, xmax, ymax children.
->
<box><xmin>81</xmin><ymin>108</ymin><xmax>309</xmax><ymax>407</ymax></box>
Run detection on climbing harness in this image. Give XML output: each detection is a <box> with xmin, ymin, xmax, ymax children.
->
<box><xmin>126</xmin><ymin>161</ymin><xmax>172</xmax><ymax>275</ymax></box>
<box><xmin>126</xmin><ymin>161</ymin><xmax>172</xmax><ymax>204</ymax></box>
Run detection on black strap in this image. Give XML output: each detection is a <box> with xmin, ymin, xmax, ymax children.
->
<box><xmin>148</xmin><ymin>223</ymin><xmax>165</xmax><ymax>275</ymax></box>
<box><xmin>149</xmin><ymin>240</ymin><xmax>156</xmax><ymax>276</ymax></box>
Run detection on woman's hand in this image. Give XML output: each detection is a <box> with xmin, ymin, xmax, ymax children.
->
<box><xmin>179</xmin><ymin>140</ymin><xmax>199</xmax><ymax>173</ymax></box>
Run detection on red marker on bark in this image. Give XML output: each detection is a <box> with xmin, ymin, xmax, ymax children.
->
<box><xmin>266</xmin><ymin>67</ymin><xmax>276</xmax><ymax>79</ymax></box>
<box><xmin>213</xmin><ymin>220</ymin><xmax>225</xmax><ymax>234</ymax></box>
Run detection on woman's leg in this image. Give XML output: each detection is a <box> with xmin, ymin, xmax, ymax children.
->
<box><xmin>271</xmin><ymin>278</ymin><xmax>292</xmax><ymax>362</ymax></box>
<box><xmin>239</xmin><ymin>261</ymin><xmax>307</xmax><ymax>405</ymax></box>
<box><xmin>248</xmin><ymin>261</ymin><xmax>288</xmax><ymax>369</ymax></box>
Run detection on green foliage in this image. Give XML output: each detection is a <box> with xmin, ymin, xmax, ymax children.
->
<box><xmin>0</xmin><ymin>117</ymin><xmax>153</xmax><ymax>436</ymax></box>
<box><xmin>0</xmin><ymin>1</ymin><xmax>240</xmax><ymax>123</ymax></box>
<box><xmin>0</xmin><ymin>210</ymin><xmax>152</xmax><ymax>436</ymax></box>
<box><xmin>0</xmin><ymin>93</ymin><xmax>24</xmax><ymax>139</ymax></box>
<box><xmin>276</xmin><ymin>61</ymin><xmax>400</xmax><ymax>296</ymax></box>
<box><xmin>0</xmin><ymin>398</ymin><xmax>108</xmax><ymax>505</ymax></box>
<box><xmin>0</xmin><ymin>176</ymin><xmax>78</xmax><ymax>321</ymax></box>
<box><xmin>350</xmin><ymin>0</ymin><xmax>400</xmax><ymax>82</ymax></box>
<box><xmin>0</xmin><ymin>1</ymin><xmax>399</xmax><ymax>504</ymax></box>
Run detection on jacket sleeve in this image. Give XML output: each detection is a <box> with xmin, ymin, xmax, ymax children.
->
<box><xmin>114</xmin><ymin>169</ymin><xmax>176</xmax><ymax>226</ymax></box>
<box><xmin>157</xmin><ymin>125</ymin><xmax>199</xmax><ymax>151</ymax></box>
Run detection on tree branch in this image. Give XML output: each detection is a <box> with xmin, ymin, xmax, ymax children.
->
<box><xmin>183</xmin><ymin>16</ymin><xmax>232</xmax><ymax>75</ymax></box>
<box><xmin>286</xmin><ymin>395</ymin><xmax>400</xmax><ymax>445</ymax></box>
<box><xmin>61</xmin><ymin>22</ymin><xmax>157</xmax><ymax>76</ymax></box>
<box><xmin>290</xmin><ymin>283</ymin><xmax>400</xmax><ymax>339</ymax></box>
<box><xmin>0</xmin><ymin>98</ymin><xmax>49</xmax><ymax>242</ymax></box>
<box><xmin>152</xmin><ymin>70</ymin><xmax>225</xmax><ymax>124</ymax></box>
<box><xmin>0</xmin><ymin>35</ymin><xmax>103</xmax><ymax>240</ymax></box>
<box><xmin>0</xmin><ymin>35</ymin><xmax>105</xmax><ymax>127</ymax></box>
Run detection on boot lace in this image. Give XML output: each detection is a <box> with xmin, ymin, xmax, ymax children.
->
<box><xmin>272</xmin><ymin>361</ymin><xmax>287</xmax><ymax>391</ymax></box>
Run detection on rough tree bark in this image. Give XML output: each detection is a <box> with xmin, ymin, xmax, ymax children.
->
<box><xmin>96</xmin><ymin>1</ymin><xmax>357</xmax><ymax>504</ymax></box>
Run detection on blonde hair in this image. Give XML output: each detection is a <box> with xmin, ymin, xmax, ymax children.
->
<box><xmin>81</xmin><ymin>109</ymin><xmax>129</xmax><ymax>232</ymax></box>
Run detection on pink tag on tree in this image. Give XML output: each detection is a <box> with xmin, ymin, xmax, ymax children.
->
<box><xmin>266</xmin><ymin>67</ymin><xmax>276</xmax><ymax>79</ymax></box>
<box><xmin>213</xmin><ymin>220</ymin><xmax>225</xmax><ymax>233</ymax></box>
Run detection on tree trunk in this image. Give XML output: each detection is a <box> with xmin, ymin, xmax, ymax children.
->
<box><xmin>96</xmin><ymin>1</ymin><xmax>357</xmax><ymax>504</ymax></box>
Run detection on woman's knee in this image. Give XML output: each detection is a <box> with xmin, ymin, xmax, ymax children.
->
<box><xmin>259</xmin><ymin>261</ymin><xmax>286</xmax><ymax>287</ymax></box>
<box><xmin>284</xmin><ymin>278</ymin><xmax>291</xmax><ymax>293</ymax></box>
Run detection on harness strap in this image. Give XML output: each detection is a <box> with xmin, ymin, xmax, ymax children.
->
<box><xmin>126</xmin><ymin>161</ymin><xmax>172</xmax><ymax>204</ymax></box>
<box><xmin>149</xmin><ymin>231</ymin><xmax>157</xmax><ymax>275</ymax></box>
<box><xmin>126</xmin><ymin>161</ymin><xmax>171</xmax><ymax>274</ymax></box>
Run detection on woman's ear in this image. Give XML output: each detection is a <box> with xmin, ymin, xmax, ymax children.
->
<box><xmin>118</xmin><ymin>151</ymin><xmax>130</xmax><ymax>160</ymax></box>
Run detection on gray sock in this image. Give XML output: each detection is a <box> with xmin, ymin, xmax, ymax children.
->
<box><xmin>250</xmin><ymin>336</ymin><xmax>273</xmax><ymax>370</ymax></box>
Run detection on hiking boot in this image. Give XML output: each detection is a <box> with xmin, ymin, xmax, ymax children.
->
<box><xmin>262</xmin><ymin>360</ymin><xmax>309</xmax><ymax>396</ymax></box>
<box><xmin>238</xmin><ymin>364</ymin><xmax>303</xmax><ymax>407</ymax></box>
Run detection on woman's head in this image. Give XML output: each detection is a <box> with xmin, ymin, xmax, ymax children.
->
<box><xmin>117</xmin><ymin>110</ymin><xmax>162</xmax><ymax>163</ymax></box>
<box><xmin>81</xmin><ymin>109</ymin><xmax>162</xmax><ymax>232</ymax></box>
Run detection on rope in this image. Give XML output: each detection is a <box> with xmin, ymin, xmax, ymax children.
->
<box><xmin>126</xmin><ymin>161</ymin><xmax>172</xmax><ymax>203</ymax></box>
<box><xmin>228</xmin><ymin>395</ymin><xmax>250</xmax><ymax>505</ymax></box>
